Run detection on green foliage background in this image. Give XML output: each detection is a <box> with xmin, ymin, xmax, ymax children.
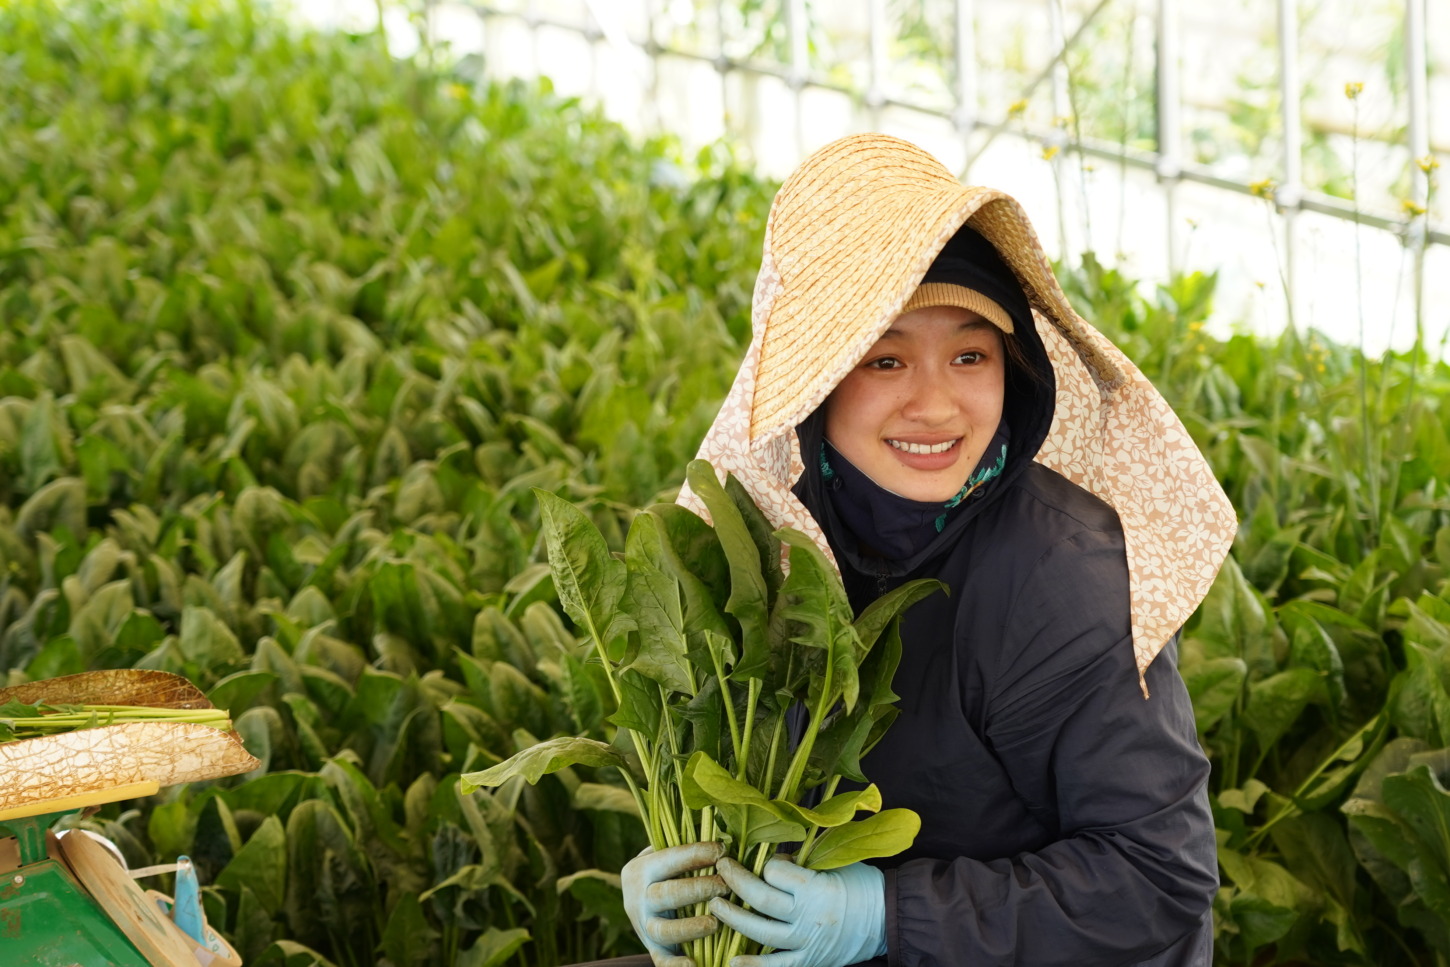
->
<box><xmin>3</xmin><ymin>1</ymin><xmax>1450</xmax><ymax>965</ymax></box>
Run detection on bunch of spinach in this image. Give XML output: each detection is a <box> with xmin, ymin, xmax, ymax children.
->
<box><xmin>462</xmin><ymin>460</ymin><xmax>941</xmax><ymax>963</ymax></box>
<box><xmin>0</xmin><ymin>700</ymin><xmax>231</xmax><ymax>741</ymax></box>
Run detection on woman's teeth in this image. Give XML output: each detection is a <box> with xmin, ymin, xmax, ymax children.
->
<box><xmin>887</xmin><ymin>439</ymin><xmax>957</xmax><ymax>455</ymax></box>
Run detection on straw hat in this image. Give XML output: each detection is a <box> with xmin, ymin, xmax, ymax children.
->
<box><xmin>681</xmin><ymin>133</ymin><xmax>1237</xmax><ymax>695</ymax></box>
<box><xmin>0</xmin><ymin>671</ymin><xmax>258</xmax><ymax>819</ymax></box>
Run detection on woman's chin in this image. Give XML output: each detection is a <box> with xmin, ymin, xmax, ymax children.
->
<box><xmin>909</xmin><ymin>487</ymin><xmax>967</xmax><ymax>503</ymax></box>
<box><xmin>888</xmin><ymin>472</ymin><xmax>971</xmax><ymax>503</ymax></box>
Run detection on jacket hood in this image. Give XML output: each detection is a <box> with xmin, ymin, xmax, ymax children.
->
<box><xmin>679</xmin><ymin>133</ymin><xmax>1237</xmax><ymax>692</ymax></box>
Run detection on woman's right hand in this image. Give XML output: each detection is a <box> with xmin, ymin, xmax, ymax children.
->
<box><xmin>621</xmin><ymin>841</ymin><xmax>730</xmax><ymax>967</ymax></box>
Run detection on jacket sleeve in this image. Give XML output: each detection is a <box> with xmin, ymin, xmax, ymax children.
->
<box><xmin>884</xmin><ymin>528</ymin><xmax>1217</xmax><ymax>966</ymax></box>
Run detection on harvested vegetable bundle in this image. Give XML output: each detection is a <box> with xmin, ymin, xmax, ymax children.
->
<box><xmin>461</xmin><ymin>460</ymin><xmax>942</xmax><ymax>965</ymax></box>
<box><xmin>0</xmin><ymin>670</ymin><xmax>259</xmax><ymax>816</ymax></box>
<box><xmin>0</xmin><ymin>701</ymin><xmax>233</xmax><ymax>742</ymax></box>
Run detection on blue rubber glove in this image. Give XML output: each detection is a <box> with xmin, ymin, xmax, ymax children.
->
<box><xmin>622</xmin><ymin>842</ymin><xmax>731</xmax><ymax>967</ymax></box>
<box><xmin>709</xmin><ymin>856</ymin><xmax>887</xmax><ymax>967</ymax></box>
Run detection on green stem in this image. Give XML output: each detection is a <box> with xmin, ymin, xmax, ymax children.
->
<box><xmin>712</xmin><ymin>647</ymin><xmax>742</xmax><ymax>768</ymax></box>
<box><xmin>1351</xmin><ymin>98</ymin><xmax>1377</xmax><ymax>549</ymax></box>
<box><xmin>1374</xmin><ymin>914</ymin><xmax>1423</xmax><ymax>966</ymax></box>
<box><xmin>777</xmin><ymin>681</ymin><xmax>831</xmax><ymax>804</ymax></box>
<box><xmin>793</xmin><ymin>776</ymin><xmax>840</xmax><ymax>867</ymax></box>
<box><xmin>680</xmin><ymin>800</ymin><xmax>698</xmax><ymax>844</ymax></box>
<box><xmin>657</xmin><ymin>790</ymin><xmax>681</xmax><ymax>846</ymax></box>
<box><xmin>582</xmin><ymin>617</ymin><xmax>622</xmax><ymax>706</ymax></box>
<box><xmin>610</xmin><ymin>721</ymin><xmax>655</xmax><ymax>822</ymax></box>
<box><xmin>715</xmin><ymin>841</ymin><xmax>781</xmax><ymax>964</ymax></box>
<box><xmin>1224</xmin><ymin>683</ymin><xmax>1248</xmax><ymax>792</ymax></box>
<box><xmin>737</xmin><ymin>678</ymin><xmax>761</xmax><ymax>783</ymax></box>
<box><xmin>762</xmin><ymin>713</ymin><xmax>785</xmax><ymax>799</ymax></box>
<box><xmin>723</xmin><ymin>923</ymin><xmax>749</xmax><ymax>965</ymax></box>
<box><xmin>578</xmin><ymin>618</ymin><xmax>663</xmax><ymax>795</ymax></box>
<box><xmin>702</xmin><ymin>811</ymin><xmax>718</xmax><ymax>965</ymax></box>
<box><xmin>618</xmin><ymin>768</ymin><xmax>661</xmax><ymax>848</ymax></box>
<box><xmin>701</xmin><ymin>803</ymin><xmax>716</xmax><ymax>963</ymax></box>
<box><xmin>687</xmin><ymin>806</ymin><xmax>718</xmax><ymax>967</ymax></box>
<box><xmin>1244</xmin><ymin>718</ymin><xmax>1380</xmax><ymax>850</ymax></box>
<box><xmin>653</xmin><ymin>746</ymin><xmax>682</xmax><ymax>847</ymax></box>
<box><xmin>0</xmin><ymin>705</ymin><xmax>235</xmax><ymax>739</ymax></box>
<box><xmin>750</xmin><ymin>840</ymin><xmax>774</xmax><ymax>876</ymax></box>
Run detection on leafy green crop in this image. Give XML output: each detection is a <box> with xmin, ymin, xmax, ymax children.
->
<box><xmin>1056</xmin><ymin>254</ymin><xmax>1450</xmax><ymax>963</ymax></box>
<box><xmin>461</xmin><ymin>462</ymin><xmax>939</xmax><ymax>963</ymax></box>
<box><xmin>0</xmin><ymin>0</ymin><xmax>773</xmax><ymax>962</ymax></box>
<box><xmin>5</xmin><ymin>0</ymin><xmax>1450</xmax><ymax>964</ymax></box>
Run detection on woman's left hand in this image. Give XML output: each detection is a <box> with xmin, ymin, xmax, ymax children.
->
<box><xmin>709</xmin><ymin>856</ymin><xmax>887</xmax><ymax>967</ymax></box>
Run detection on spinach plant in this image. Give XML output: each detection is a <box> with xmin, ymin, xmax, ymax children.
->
<box><xmin>461</xmin><ymin>460</ymin><xmax>941</xmax><ymax>963</ymax></box>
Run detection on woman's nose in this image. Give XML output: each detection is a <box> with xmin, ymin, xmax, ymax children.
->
<box><xmin>899</xmin><ymin>370</ymin><xmax>956</xmax><ymax>423</ymax></box>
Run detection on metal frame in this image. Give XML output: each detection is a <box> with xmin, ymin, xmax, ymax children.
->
<box><xmin>441</xmin><ymin>0</ymin><xmax>1446</xmax><ymax>312</ymax></box>
<box><xmin>1405</xmin><ymin>0</ymin><xmax>1431</xmax><ymax>328</ymax></box>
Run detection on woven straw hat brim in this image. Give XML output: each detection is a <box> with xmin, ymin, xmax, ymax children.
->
<box><xmin>749</xmin><ymin>136</ymin><xmax>1119</xmax><ymax>444</ymax></box>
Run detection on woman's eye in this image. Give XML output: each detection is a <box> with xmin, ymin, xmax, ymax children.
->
<box><xmin>956</xmin><ymin>351</ymin><xmax>984</xmax><ymax>365</ymax></box>
<box><xmin>865</xmin><ymin>357</ymin><xmax>902</xmax><ymax>370</ymax></box>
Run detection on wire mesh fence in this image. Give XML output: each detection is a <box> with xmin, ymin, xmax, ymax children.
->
<box><xmin>302</xmin><ymin>0</ymin><xmax>1449</xmax><ymax>356</ymax></box>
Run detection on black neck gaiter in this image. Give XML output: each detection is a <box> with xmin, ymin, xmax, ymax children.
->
<box><xmin>820</xmin><ymin>419</ymin><xmax>1011</xmax><ymax>563</ymax></box>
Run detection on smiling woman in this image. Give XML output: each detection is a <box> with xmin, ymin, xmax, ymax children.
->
<box><xmin>823</xmin><ymin>305</ymin><xmax>1005</xmax><ymax>503</ymax></box>
<box><xmin>820</xmin><ymin>227</ymin><xmax>1014</xmax><ymax>506</ymax></box>
<box><xmin>616</xmin><ymin>133</ymin><xmax>1241</xmax><ymax>967</ymax></box>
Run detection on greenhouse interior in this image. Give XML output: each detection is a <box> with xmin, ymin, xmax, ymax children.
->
<box><xmin>2</xmin><ymin>0</ymin><xmax>1450</xmax><ymax>965</ymax></box>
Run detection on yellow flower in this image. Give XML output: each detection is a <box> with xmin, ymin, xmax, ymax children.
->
<box><xmin>1041</xmin><ymin>145</ymin><xmax>1060</xmax><ymax>161</ymax></box>
<box><xmin>1418</xmin><ymin>155</ymin><xmax>1441</xmax><ymax>173</ymax></box>
<box><xmin>446</xmin><ymin>83</ymin><xmax>469</xmax><ymax>100</ymax></box>
<box><xmin>1402</xmin><ymin>199</ymin><xmax>1428</xmax><ymax>217</ymax></box>
<box><xmin>1249</xmin><ymin>179</ymin><xmax>1275</xmax><ymax>199</ymax></box>
<box><xmin>1344</xmin><ymin>81</ymin><xmax>1364</xmax><ymax>100</ymax></box>
<box><xmin>1008</xmin><ymin>99</ymin><xmax>1028</xmax><ymax>118</ymax></box>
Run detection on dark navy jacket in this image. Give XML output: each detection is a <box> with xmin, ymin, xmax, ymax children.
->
<box><xmin>791</xmin><ymin>293</ymin><xmax>1216</xmax><ymax>965</ymax></box>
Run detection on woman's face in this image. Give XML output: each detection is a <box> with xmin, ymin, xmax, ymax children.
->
<box><xmin>823</xmin><ymin>305</ymin><xmax>1006</xmax><ymax>502</ymax></box>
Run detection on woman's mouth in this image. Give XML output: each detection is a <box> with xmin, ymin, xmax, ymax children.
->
<box><xmin>884</xmin><ymin>438</ymin><xmax>963</xmax><ymax>472</ymax></box>
<box><xmin>886</xmin><ymin>438</ymin><xmax>959</xmax><ymax>455</ymax></box>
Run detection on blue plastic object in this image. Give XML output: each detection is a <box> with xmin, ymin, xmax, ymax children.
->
<box><xmin>169</xmin><ymin>855</ymin><xmax>206</xmax><ymax>944</ymax></box>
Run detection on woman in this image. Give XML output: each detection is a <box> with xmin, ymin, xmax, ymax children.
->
<box><xmin>622</xmin><ymin>134</ymin><xmax>1236</xmax><ymax>967</ymax></box>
